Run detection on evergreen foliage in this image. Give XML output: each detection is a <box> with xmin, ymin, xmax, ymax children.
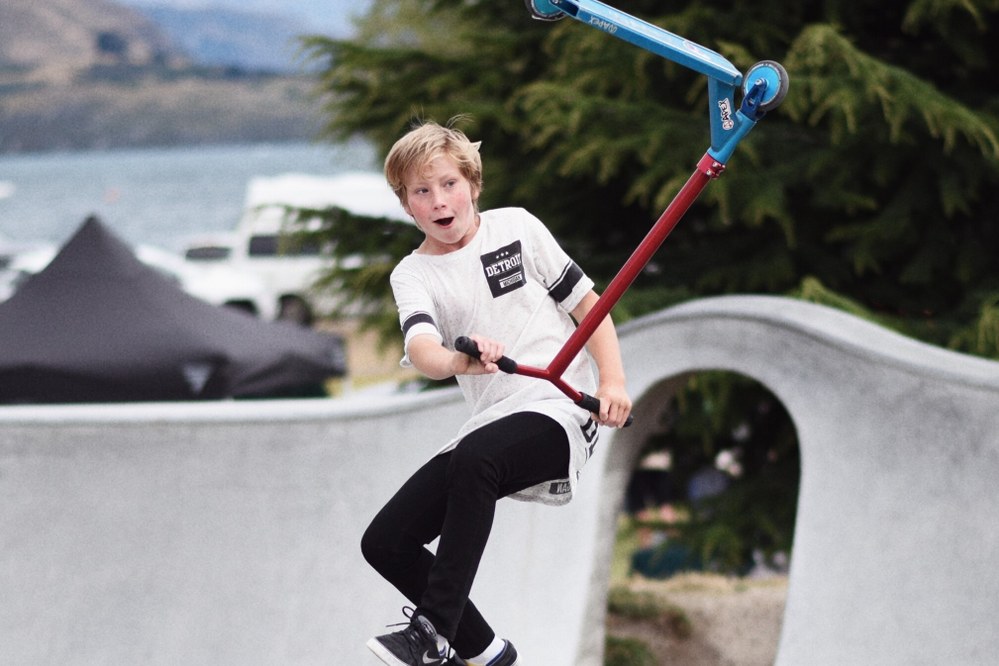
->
<box><xmin>297</xmin><ymin>0</ymin><xmax>999</xmax><ymax>572</ymax></box>
<box><xmin>302</xmin><ymin>0</ymin><xmax>999</xmax><ymax>357</ymax></box>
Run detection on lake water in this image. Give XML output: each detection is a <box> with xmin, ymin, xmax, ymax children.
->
<box><xmin>0</xmin><ymin>140</ymin><xmax>378</xmax><ymax>253</ymax></box>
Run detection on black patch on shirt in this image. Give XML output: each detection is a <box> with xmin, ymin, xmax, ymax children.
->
<box><xmin>549</xmin><ymin>480</ymin><xmax>572</xmax><ymax>496</ymax></box>
<box><xmin>581</xmin><ymin>417</ymin><xmax>599</xmax><ymax>460</ymax></box>
<box><xmin>548</xmin><ymin>262</ymin><xmax>584</xmax><ymax>304</ymax></box>
<box><xmin>402</xmin><ymin>311</ymin><xmax>436</xmax><ymax>337</ymax></box>
<box><xmin>480</xmin><ymin>241</ymin><xmax>526</xmax><ymax>298</ymax></box>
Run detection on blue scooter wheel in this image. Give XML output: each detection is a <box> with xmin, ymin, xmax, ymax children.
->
<box><xmin>744</xmin><ymin>60</ymin><xmax>789</xmax><ymax>113</ymax></box>
<box><xmin>525</xmin><ymin>0</ymin><xmax>566</xmax><ymax>21</ymax></box>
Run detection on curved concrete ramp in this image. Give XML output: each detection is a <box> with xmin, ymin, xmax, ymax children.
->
<box><xmin>620</xmin><ymin>297</ymin><xmax>999</xmax><ymax>665</ymax></box>
<box><xmin>1</xmin><ymin>295</ymin><xmax>997</xmax><ymax>665</ymax></box>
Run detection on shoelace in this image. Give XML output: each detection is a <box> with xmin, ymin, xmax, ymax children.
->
<box><xmin>384</xmin><ymin>607</ymin><xmax>456</xmax><ymax>660</ymax></box>
<box><xmin>382</xmin><ymin>605</ymin><xmax>417</xmax><ymax>631</ymax></box>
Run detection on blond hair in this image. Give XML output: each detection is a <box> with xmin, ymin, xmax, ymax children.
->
<box><xmin>384</xmin><ymin>119</ymin><xmax>483</xmax><ymax>207</ymax></box>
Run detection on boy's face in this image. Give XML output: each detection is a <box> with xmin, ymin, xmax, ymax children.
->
<box><xmin>403</xmin><ymin>154</ymin><xmax>480</xmax><ymax>255</ymax></box>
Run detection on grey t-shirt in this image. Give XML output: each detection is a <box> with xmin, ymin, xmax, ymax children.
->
<box><xmin>390</xmin><ymin>207</ymin><xmax>600</xmax><ymax>505</ymax></box>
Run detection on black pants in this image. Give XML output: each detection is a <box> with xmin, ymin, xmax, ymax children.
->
<box><xmin>361</xmin><ymin>411</ymin><xmax>569</xmax><ymax>657</ymax></box>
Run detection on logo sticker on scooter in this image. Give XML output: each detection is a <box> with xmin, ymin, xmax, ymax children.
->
<box><xmin>588</xmin><ymin>16</ymin><xmax>618</xmax><ymax>34</ymax></box>
<box><xmin>718</xmin><ymin>98</ymin><xmax>735</xmax><ymax>131</ymax></box>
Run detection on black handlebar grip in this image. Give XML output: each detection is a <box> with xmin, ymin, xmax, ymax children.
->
<box><xmin>576</xmin><ymin>393</ymin><xmax>602</xmax><ymax>414</ymax></box>
<box><xmin>454</xmin><ymin>336</ymin><xmax>518</xmax><ymax>374</ymax></box>
<box><xmin>578</xmin><ymin>392</ymin><xmax>634</xmax><ymax>428</ymax></box>
<box><xmin>454</xmin><ymin>335</ymin><xmax>477</xmax><ymax>356</ymax></box>
<box><xmin>455</xmin><ymin>337</ymin><xmax>633</xmax><ymax>427</ymax></box>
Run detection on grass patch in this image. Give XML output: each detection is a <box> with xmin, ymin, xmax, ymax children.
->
<box><xmin>604</xmin><ymin>636</ymin><xmax>656</xmax><ymax>666</ymax></box>
<box><xmin>610</xmin><ymin>515</ymin><xmax>641</xmax><ymax>583</ymax></box>
<box><xmin>607</xmin><ymin>585</ymin><xmax>692</xmax><ymax>639</ymax></box>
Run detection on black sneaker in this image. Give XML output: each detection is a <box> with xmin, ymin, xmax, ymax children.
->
<box><xmin>366</xmin><ymin>610</ymin><xmax>452</xmax><ymax>666</ymax></box>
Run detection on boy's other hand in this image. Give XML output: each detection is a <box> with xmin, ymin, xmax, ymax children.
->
<box><xmin>454</xmin><ymin>334</ymin><xmax>505</xmax><ymax>375</ymax></box>
<box><xmin>594</xmin><ymin>383</ymin><xmax>632</xmax><ymax>428</ymax></box>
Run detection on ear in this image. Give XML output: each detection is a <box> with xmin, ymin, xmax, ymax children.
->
<box><xmin>403</xmin><ymin>203</ymin><xmax>423</xmax><ymax>230</ymax></box>
<box><xmin>401</xmin><ymin>195</ymin><xmax>415</xmax><ymax>218</ymax></box>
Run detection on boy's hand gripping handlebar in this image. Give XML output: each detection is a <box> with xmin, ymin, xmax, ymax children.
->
<box><xmin>454</xmin><ymin>336</ymin><xmax>633</xmax><ymax>427</ymax></box>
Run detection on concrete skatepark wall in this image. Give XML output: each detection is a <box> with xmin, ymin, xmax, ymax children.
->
<box><xmin>2</xmin><ymin>295</ymin><xmax>997</xmax><ymax>665</ymax></box>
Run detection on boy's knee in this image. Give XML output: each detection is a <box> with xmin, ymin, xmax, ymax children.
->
<box><xmin>360</xmin><ymin>522</ymin><xmax>381</xmax><ymax>567</ymax></box>
<box><xmin>361</xmin><ymin>520</ymin><xmax>420</xmax><ymax>573</ymax></box>
<box><xmin>360</xmin><ymin>519</ymin><xmax>397</xmax><ymax>569</ymax></box>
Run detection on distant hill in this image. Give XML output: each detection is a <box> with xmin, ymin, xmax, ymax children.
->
<box><xmin>135</xmin><ymin>6</ymin><xmax>312</xmax><ymax>73</ymax></box>
<box><xmin>0</xmin><ymin>0</ymin><xmax>181</xmax><ymax>84</ymax></box>
<box><xmin>0</xmin><ymin>0</ymin><xmax>324</xmax><ymax>153</ymax></box>
<box><xmin>116</xmin><ymin>0</ymin><xmax>368</xmax><ymax>38</ymax></box>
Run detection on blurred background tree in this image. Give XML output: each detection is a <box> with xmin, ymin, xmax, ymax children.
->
<box><xmin>297</xmin><ymin>0</ymin><xmax>999</xmax><ymax>572</ymax></box>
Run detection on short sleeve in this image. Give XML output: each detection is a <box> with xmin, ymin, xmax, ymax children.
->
<box><xmin>523</xmin><ymin>211</ymin><xmax>593</xmax><ymax>313</ymax></box>
<box><xmin>390</xmin><ymin>260</ymin><xmax>443</xmax><ymax>368</ymax></box>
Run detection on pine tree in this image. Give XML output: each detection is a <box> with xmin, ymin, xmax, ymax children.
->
<box><xmin>298</xmin><ymin>0</ymin><xmax>999</xmax><ymax>572</ymax></box>
<box><xmin>302</xmin><ymin>0</ymin><xmax>999</xmax><ymax>356</ymax></box>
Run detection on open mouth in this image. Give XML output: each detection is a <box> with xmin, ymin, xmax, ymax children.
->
<box><xmin>433</xmin><ymin>217</ymin><xmax>454</xmax><ymax>227</ymax></box>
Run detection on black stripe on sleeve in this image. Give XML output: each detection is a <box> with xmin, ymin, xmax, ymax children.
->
<box><xmin>402</xmin><ymin>311</ymin><xmax>436</xmax><ymax>337</ymax></box>
<box><xmin>548</xmin><ymin>262</ymin><xmax>585</xmax><ymax>304</ymax></box>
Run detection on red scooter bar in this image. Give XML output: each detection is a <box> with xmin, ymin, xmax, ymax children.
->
<box><xmin>454</xmin><ymin>335</ymin><xmax>634</xmax><ymax>427</ymax></box>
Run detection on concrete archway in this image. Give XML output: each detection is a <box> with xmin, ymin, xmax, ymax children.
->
<box><xmin>1</xmin><ymin>295</ymin><xmax>997</xmax><ymax>665</ymax></box>
<box><xmin>608</xmin><ymin>295</ymin><xmax>999</xmax><ymax>665</ymax></box>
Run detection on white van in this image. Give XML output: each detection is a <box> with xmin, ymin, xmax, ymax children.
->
<box><xmin>188</xmin><ymin>171</ymin><xmax>408</xmax><ymax>325</ymax></box>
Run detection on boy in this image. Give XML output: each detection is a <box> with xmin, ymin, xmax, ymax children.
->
<box><xmin>363</xmin><ymin>119</ymin><xmax>631</xmax><ymax>666</ymax></box>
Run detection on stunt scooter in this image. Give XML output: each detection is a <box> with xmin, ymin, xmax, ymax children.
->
<box><xmin>458</xmin><ymin>0</ymin><xmax>790</xmax><ymax>425</ymax></box>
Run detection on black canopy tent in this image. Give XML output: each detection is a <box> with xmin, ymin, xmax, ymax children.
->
<box><xmin>0</xmin><ymin>216</ymin><xmax>346</xmax><ymax>404</ymax></box>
